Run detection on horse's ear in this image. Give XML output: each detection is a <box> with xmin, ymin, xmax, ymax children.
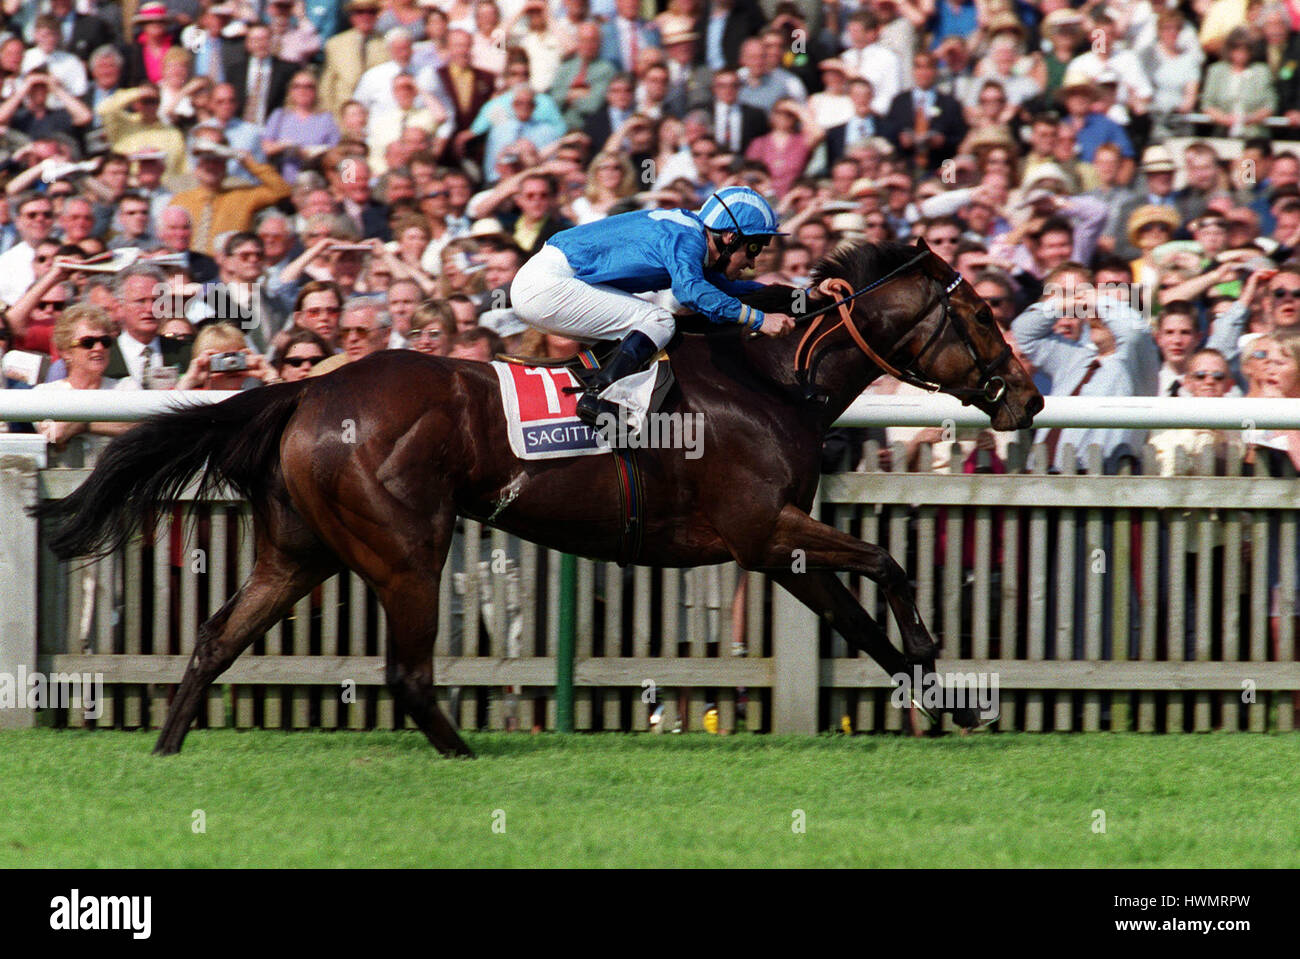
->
<box><xmin>914</xmin><ymin>237</ymin><xmax>931</xmax><ymax>253</ymax></box>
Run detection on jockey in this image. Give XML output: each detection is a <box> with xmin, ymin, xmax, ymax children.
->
<box><xmin>510</xmin><ymin>185</ymin><xmax>798</xmax><ymax>426</ymax></box>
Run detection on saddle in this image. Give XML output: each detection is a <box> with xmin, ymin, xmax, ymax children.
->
<box><xmin>495</xmin><ymin>341</ymin><xmax>619</xmax><ymax>390</ymax></box>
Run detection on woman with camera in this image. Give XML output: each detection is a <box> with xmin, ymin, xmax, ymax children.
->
<box><xmin>175</xmin><ymin>321</ymin><xmax>278</xmax><ymax>389</ymax></box>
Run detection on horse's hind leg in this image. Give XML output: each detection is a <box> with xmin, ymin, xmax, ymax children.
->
<box><xmin>153</xmin><ymin>536</ymin><xmax>338</xmax><ymax>756</ymax></box>
<box><xmin>377</xmin><ymin>564</ymin><xmax>473</xmax><ymax>758</ymax></box>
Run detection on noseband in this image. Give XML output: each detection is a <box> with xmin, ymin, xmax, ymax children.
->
<box><xmin>793</xmin><ymin>251</ymin><xmax>1012</xmax><ymax>407</ymax></box>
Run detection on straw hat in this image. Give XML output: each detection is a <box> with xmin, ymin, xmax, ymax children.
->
<box><xmin>1127</xmin><ymin>204</ymin><xmax>1181</xmax><ymax>245</ymax></box>
<box><xmin>1140</xmin><ymin>145</ymin><xmax>1177</xmax><ymax>175</ymax></box>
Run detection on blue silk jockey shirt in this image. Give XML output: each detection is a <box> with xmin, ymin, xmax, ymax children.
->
<box><xmin>546</xmin><ymin>208</ymin><xmax>769</xmax><ymax>328</ymax></box>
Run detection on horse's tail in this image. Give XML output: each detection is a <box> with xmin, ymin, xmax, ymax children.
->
<box><xmin>29</xmin><ymin>381</ymin><xmax>312</xmax><ymax>559</ymax></box>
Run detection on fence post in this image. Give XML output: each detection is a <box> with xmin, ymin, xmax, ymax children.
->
<box><xmin>0</xmin><ymin>450</ymin><xmax>42</xmax><ymax>728</ymax></box>
<box><xmin>555</xmin><ymin>553</ymin><xmax>576</xmax><ymax>733</ymax></box>
<box><xmin>771</xmin><ymin>489</ymin><xmax>822</xmax><ymax>735</ymax></box>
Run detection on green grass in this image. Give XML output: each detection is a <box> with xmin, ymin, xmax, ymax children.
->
<box><xmin>1</xmin><ymin>729</ymin><xmax>1297</xmax><ymax>867</ymax></box>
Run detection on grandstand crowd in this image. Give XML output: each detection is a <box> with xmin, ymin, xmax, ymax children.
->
<box><xmin>0</xmin><ymin>0</ymin><xmax>1299</xmax><ymax>474</ymax></box>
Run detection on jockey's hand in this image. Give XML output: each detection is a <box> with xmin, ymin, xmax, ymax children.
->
<box><xmin>759</xmin><ymin>313</ymin><xmax>796</xmax><ymax>337</ymax></box>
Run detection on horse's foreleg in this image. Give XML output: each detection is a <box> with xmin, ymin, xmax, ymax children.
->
<box><xmin>768</xmin><ymin>569</ymin><xmax>907</xmax><ymax>678</ymax></box>
<box><xmin>744</xmin><ymin>505</ymin><xmax>938</xmax><ymax>664</ymax></box>
<box><xmin>742</xmin><ymin>507</ymin><xmax>988</xmax><ymax>729</ymax></box>
<box><xmin>153</xmin><ymin>545</ymin><xmax>337</xmax><ymax>756</ymax></box>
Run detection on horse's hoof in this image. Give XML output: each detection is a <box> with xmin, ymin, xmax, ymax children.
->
<box><xmin>910</xmin><ymin>698</ymin><xmax>942</xmax><ymax>726</ymax></box>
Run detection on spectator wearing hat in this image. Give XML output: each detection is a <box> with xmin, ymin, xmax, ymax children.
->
<box><xmin>320</xmin><ymin>0</ymin><xmax>391</xmax><ymax>117</ymax></box>
<box><xmin>126</xmin><ymin>2</ymin><xmax>179</xmax><ymax>87</ymax></box>
<box><xmin>170</xmin><ymin>128</ymin><xmax>291</xmax><ymax>256</ymax></box>
<box><xmin>181</xmin><ymin>3</ymin><xmax>240</xmax><ymax>86</ymax></box>
<box><xmin>94</xmin><ymin>83</ymin><xmax>186</xmax><ymax>184</ymax></box>
<box><xmin>1056</xmin><ymin>71</ymin><xmax>1133</xmax><ymax>166</ymax></box>
<box><xmin>1126</xmin><ymin>203</ymin><xmax>1182</xmax><ymax>285</ymax></box>
<box><xmin>1201</xmin><ymin>27</ymin><xmax>1278</xmax><ymax>139</ymax></box>
<box><xmin>660</xmin><ymin>27</ymin><xmax>711</xmax><ymax>116</ymax></box>
<box><xmin>1038</xmin><ymin>9</ymin><xmax>1086</xmax><ymax>99</ymax></box>
<box><xmin>810</xmin><ymin>58</ymin><xmax>853</xmax><ymax>130</ymax></box>
<box><xmin>1110</xmin><ymin>146</ymin><xmax>1181</xmax><ymax>260</ymax></box>
<box><xmin>880</xmin><ymin>51</ymin><xmax>966</xmax><ymax>169</ymax></box>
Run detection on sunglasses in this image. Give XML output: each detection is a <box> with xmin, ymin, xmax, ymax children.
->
<box><xmin>1249</xmin><ymin>349</ymin><xmax>1271</xmax><ymax>359</ymax></box>
<box><xmin>744</xmin><ymin>240</ymin><xmax>769</xmax><ymax>258</ymax></box>
<box><xmin>411</xmin><ymin>328</ymin><xmax>443</xmax><ymax>340</ymax></box>
<box><xmin>163</xmin><ymin>332</ymin><xmax>194</xmax><ymax>342</ymax></box>
<box><xmin>281</xmin><ymin>354</ymin><xmax>324</xmax><ymax>368</ymax></box>
<box><xmin>1190</xmin><ymin>370</ymin><xmax>1227</xmax><ymax>380</ymax></box>
<box><xmin>38</xmin><ymin>299</ymin><xmax>67</xmax><ymax>310</ymax></box>
<box><xmin>983</xmin><ymin>296</ymin><xmax>1010</xmax><ymax>307</ymax></box>
<box><xmin>340</xmin><ymin>326</ymin><xmax>374</xmax><ymax>337</ymax></box>
<box><xmin>1272</xmin><ymin>289</ymin><xmax>1300</xmax><ymax>300</ymax></box>
<box><xmin>74</xmin><ymin>334</ymin><xmax>113</xmax><ymax>349</ymax></box>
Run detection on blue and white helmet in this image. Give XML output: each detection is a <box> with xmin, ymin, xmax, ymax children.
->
<box><xmin>697</xmin><ymin>186</ymin><xmax>787</xmax><ymax>238</ymax></box>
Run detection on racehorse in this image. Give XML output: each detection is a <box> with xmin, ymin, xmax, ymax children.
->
<box><xmin>32</xmin><ymin>239</ymin><xmax>1042</xmax><ymax>756</ymax></box>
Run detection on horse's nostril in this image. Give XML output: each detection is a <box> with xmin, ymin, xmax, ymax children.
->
<box><xmin>1027</xmin><ymin>394</ymin><xmax>1045</xmax><ymax>417</ymax></box>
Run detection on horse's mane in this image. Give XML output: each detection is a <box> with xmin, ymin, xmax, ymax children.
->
<box><xmin>810</xmin><ymin>241</ymin><xmax>923</xmax><ymax>293</ymax></box>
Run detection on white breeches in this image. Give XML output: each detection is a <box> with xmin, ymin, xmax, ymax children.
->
<box><xmin>510</xmin><ymin>244</ymin><xmax>676</xmax><ymax>350</ymax></box>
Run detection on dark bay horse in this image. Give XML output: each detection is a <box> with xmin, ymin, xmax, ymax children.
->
<box><xmin>33</xmin><ymin>239</ymin><xmax>1042</xmax><ymax>756</ymax></box>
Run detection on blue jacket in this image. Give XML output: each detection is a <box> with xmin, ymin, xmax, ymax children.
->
<box><xmin>546</xmin><ymin>209</ymin><xmax>767</xmax><ymax>329</ymax></box>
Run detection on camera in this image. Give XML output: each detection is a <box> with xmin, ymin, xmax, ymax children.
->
<box><xmin>209</xmin><ymin>351</ymin><xmax>247</xmax><ymax>373</ymax></box>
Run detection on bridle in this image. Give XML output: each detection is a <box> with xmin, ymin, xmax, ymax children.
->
<box><xmin>792</xmin><ymin>249</ymin><xmax>1012</xmax><ymax>407</ymax></box>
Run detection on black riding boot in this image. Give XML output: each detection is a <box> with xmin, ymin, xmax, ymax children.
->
<box><xmin>575</xmin><ymin>330</ymin><xmax>659</xmax><ymax>427</ymax></box>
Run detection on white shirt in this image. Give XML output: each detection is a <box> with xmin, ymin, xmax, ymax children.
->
<box><xmin>115</xmin><ymin>332</ymin><xmax>162</xmax><ymax>386</ymax></box>
<box><xmin>841</xmin><ymin>42</ymin><xmax>901</xmax><ymax>115</ymax></box>
<box><xmin>352</xmin><ymin>60</ymin><xmax>406</xmax><ymax>115</ymax></box>
<box><xmin>19</xmin><ymin>48</ymin><xmax>88</xmax><ymax>97</ymax></box>
<box><xmin>0</xmin><ymin>242</ymin><xmax>36</xmax><ymax>306</ymax></box>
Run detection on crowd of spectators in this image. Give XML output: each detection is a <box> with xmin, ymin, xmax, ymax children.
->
<box><xmin>0</xmin><ymin>0</ymin><xmax>1297</xmax><ymax>477</ymax></box>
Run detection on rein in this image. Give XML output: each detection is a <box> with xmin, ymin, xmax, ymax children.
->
<box><xmin>792</xmin><ymin>250</ymin><xmax>1011</xmax><ymax>407</ymax></box>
